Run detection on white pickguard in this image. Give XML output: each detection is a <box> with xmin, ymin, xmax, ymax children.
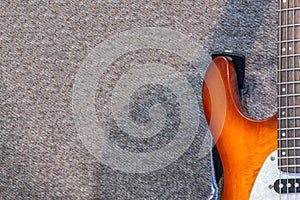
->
<box><xmin>250</xmin><ymin>150</ymin><xmax>300</xmax><ymax>200</ymax></box>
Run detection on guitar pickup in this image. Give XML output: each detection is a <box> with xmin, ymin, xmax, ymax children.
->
<box><xmin>274</xmin><ymin>179</ymin><xmax>300</xmax><ymax>194</ymax></box>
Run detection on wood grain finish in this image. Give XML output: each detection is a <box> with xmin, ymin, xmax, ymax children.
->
<box><xmin>202</xmin><ymin>56</ymin><xmax>277</xmax><ymax>200</ymax></box>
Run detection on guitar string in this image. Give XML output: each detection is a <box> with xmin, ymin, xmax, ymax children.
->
<box><xmin>279</xmin><ymin>0</ymin><xmax>283</xmax><ymax>198</ymax></box>
<box><xmin>280</xmin><ymin>0</ymin><xmax>289</xmax><ymax>198</ymax></box>
<box><xmin>283</xmin><ymin>0</ymin><xmax>289</xmax><ymax>198</ymax></box>
<box><xmin>290</xmin><ymin>0</ymin><xmax>298</xmax><ymax>198</ymax></box>
<box><xmin>285</xmin><ymin>0</ymin><xmax>289</xmax><ymax>198</ymax></box>
<box><xmin>292</xmin><ymin>0</ymin><xmax>296</xmax><ymax>198</ymax></box>
<box><xmin>286</xmin><ymin>0</ymin><xmax>293</xmax><ymax>198</ymax></box>
<box><xmin>294</xmin><ymin>0</ymin><xmax>299</xmax><ymax>197</ymax></box>
<box><xmin>293</xmin><ymin>0</ymin><xmax>300</xmax><ymax>199</ymax></box>
<box><xmin>281</xmin><ymin>0</ymin><xmax>289</xmax><ymax>198</ymax></box>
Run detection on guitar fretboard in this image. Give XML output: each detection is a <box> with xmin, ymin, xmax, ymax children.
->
<box><xmin>278</xmin><ymin>0</ymin><xmax>300</xmax><ymax>173</ymax></box>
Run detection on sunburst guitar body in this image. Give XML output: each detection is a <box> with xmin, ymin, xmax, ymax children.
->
<box><xmin>202</xmin><ymin>56</ymin><xmax>278</xmax><ymax>199</ymax></box>
<box><xmin>202</xmin><ymin>0</ymin><xmax>300</xmax><ymax>199</ymax></box>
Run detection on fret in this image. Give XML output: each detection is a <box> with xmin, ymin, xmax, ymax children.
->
<box><xmin>278</xmin><ymin>53</ymin><xmax>300</xmax><ymax>58</ymax></box>
<box><xmin>278</xmin><ymin>81</ymin><xmax>300</xmax><ymax>84</ymax></box>
<box><xmin>278</xmin><ymin>67</ymin><xmax>300</xmax><ymax>71</ymax></box>
<box><xmin>280</xmin><ymin>137</ymin><xmax>300</xmax><ymax>140</ymax></box>
<box><xmin>279</xmin><ymin>162</ymin><xmax>300</xmax><ymax>167</ymax></box>
<box><xmin>278</xmin><ymin>7</ymin><xmax>300</xmax><ymax>12</ymax></box>
<box><xmin>279</xmin><ymin>116</ymin><xmax>300</xmax><ymax>120</ymax></box>
<box><xmin>280</xmin><ymin>164</ymin><xmax>300</xmax><ymax>168</ymax></box>
<box><xmin>278</xmin><ymin>94</ymin><xmax>300</xmax><ymax>97</ymax></box>
<box><xmin>279</xmin><ymin>24</ymin><xmax>300</xmax><ymax>28</ymax></box>
<box><xmin>279</xmin><ymin>147</ymin><xmax>300</xmax><ymax>150</ymax></box>
<box><xmin>279</xmin><ymin>105</ymin><xmax>300</xmax><ymax>108</ymax></box>
<box><xmin>280</xmin><ymin>150</ymin><xmax>300</xmax><ymax>164</ymax></box>
<box><xmin>279</xmin><ymin>127</ymin><xmax>300</xmax><ymax>131</ymax></box>
<box><xmin>278</xmin><ymin>39</ymin><xmax>300</xmax><ymax>43</ymax></box>
<box><xmin>279</xmin><ymin>155</ymin><xmax>300</xmax><ymax>159</ymax></box>
<box><xmin>279</xmin><ymin>81</ymin><xmax>300</xmax><ymax>88</ymax></box>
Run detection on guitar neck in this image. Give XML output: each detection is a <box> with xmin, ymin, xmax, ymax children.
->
<box><xmin>278</xmin><ymin>0</ymin><xmax>300</xmax><ymax>173</ymax></box>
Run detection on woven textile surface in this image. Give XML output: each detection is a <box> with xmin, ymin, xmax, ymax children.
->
<box><xmin>1</xmin><ymin>0</ymin><xmax>277</xmax><ymax>199</ymax></box>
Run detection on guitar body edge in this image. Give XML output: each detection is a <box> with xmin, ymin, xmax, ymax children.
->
<box><xmin>202</xmin><ymin>56</ymin><xmax>277</xmax><ymax>200</ymax></box>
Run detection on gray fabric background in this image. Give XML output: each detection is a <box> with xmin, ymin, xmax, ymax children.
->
<box><xmin>1</xmin><ymin>0</ymin><xmax>277</xmax><ymax>199</ymax></box>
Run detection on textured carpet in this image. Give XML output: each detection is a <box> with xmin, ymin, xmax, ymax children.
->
<box><xmin>1</xmin><ymin>0</ymin><xmax>277</xmax><ymax>199</ymax></box>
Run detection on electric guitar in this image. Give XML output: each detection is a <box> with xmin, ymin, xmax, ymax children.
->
<box><xmin>202</xmin><ymin>1</ymin><xmax>300</xmax><ymax>199</ymax></box>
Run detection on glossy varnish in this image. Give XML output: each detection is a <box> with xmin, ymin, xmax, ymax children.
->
<box><xmin>202</xmin><ymin>56</ymin><xmax>277</xmax><ymax>200</ymax></box>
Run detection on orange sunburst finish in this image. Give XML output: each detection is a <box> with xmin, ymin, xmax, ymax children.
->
<box><xmin>202</xmin><ymin>56</ymin><xmax>278</xmax><ymax>200</ymax></box>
